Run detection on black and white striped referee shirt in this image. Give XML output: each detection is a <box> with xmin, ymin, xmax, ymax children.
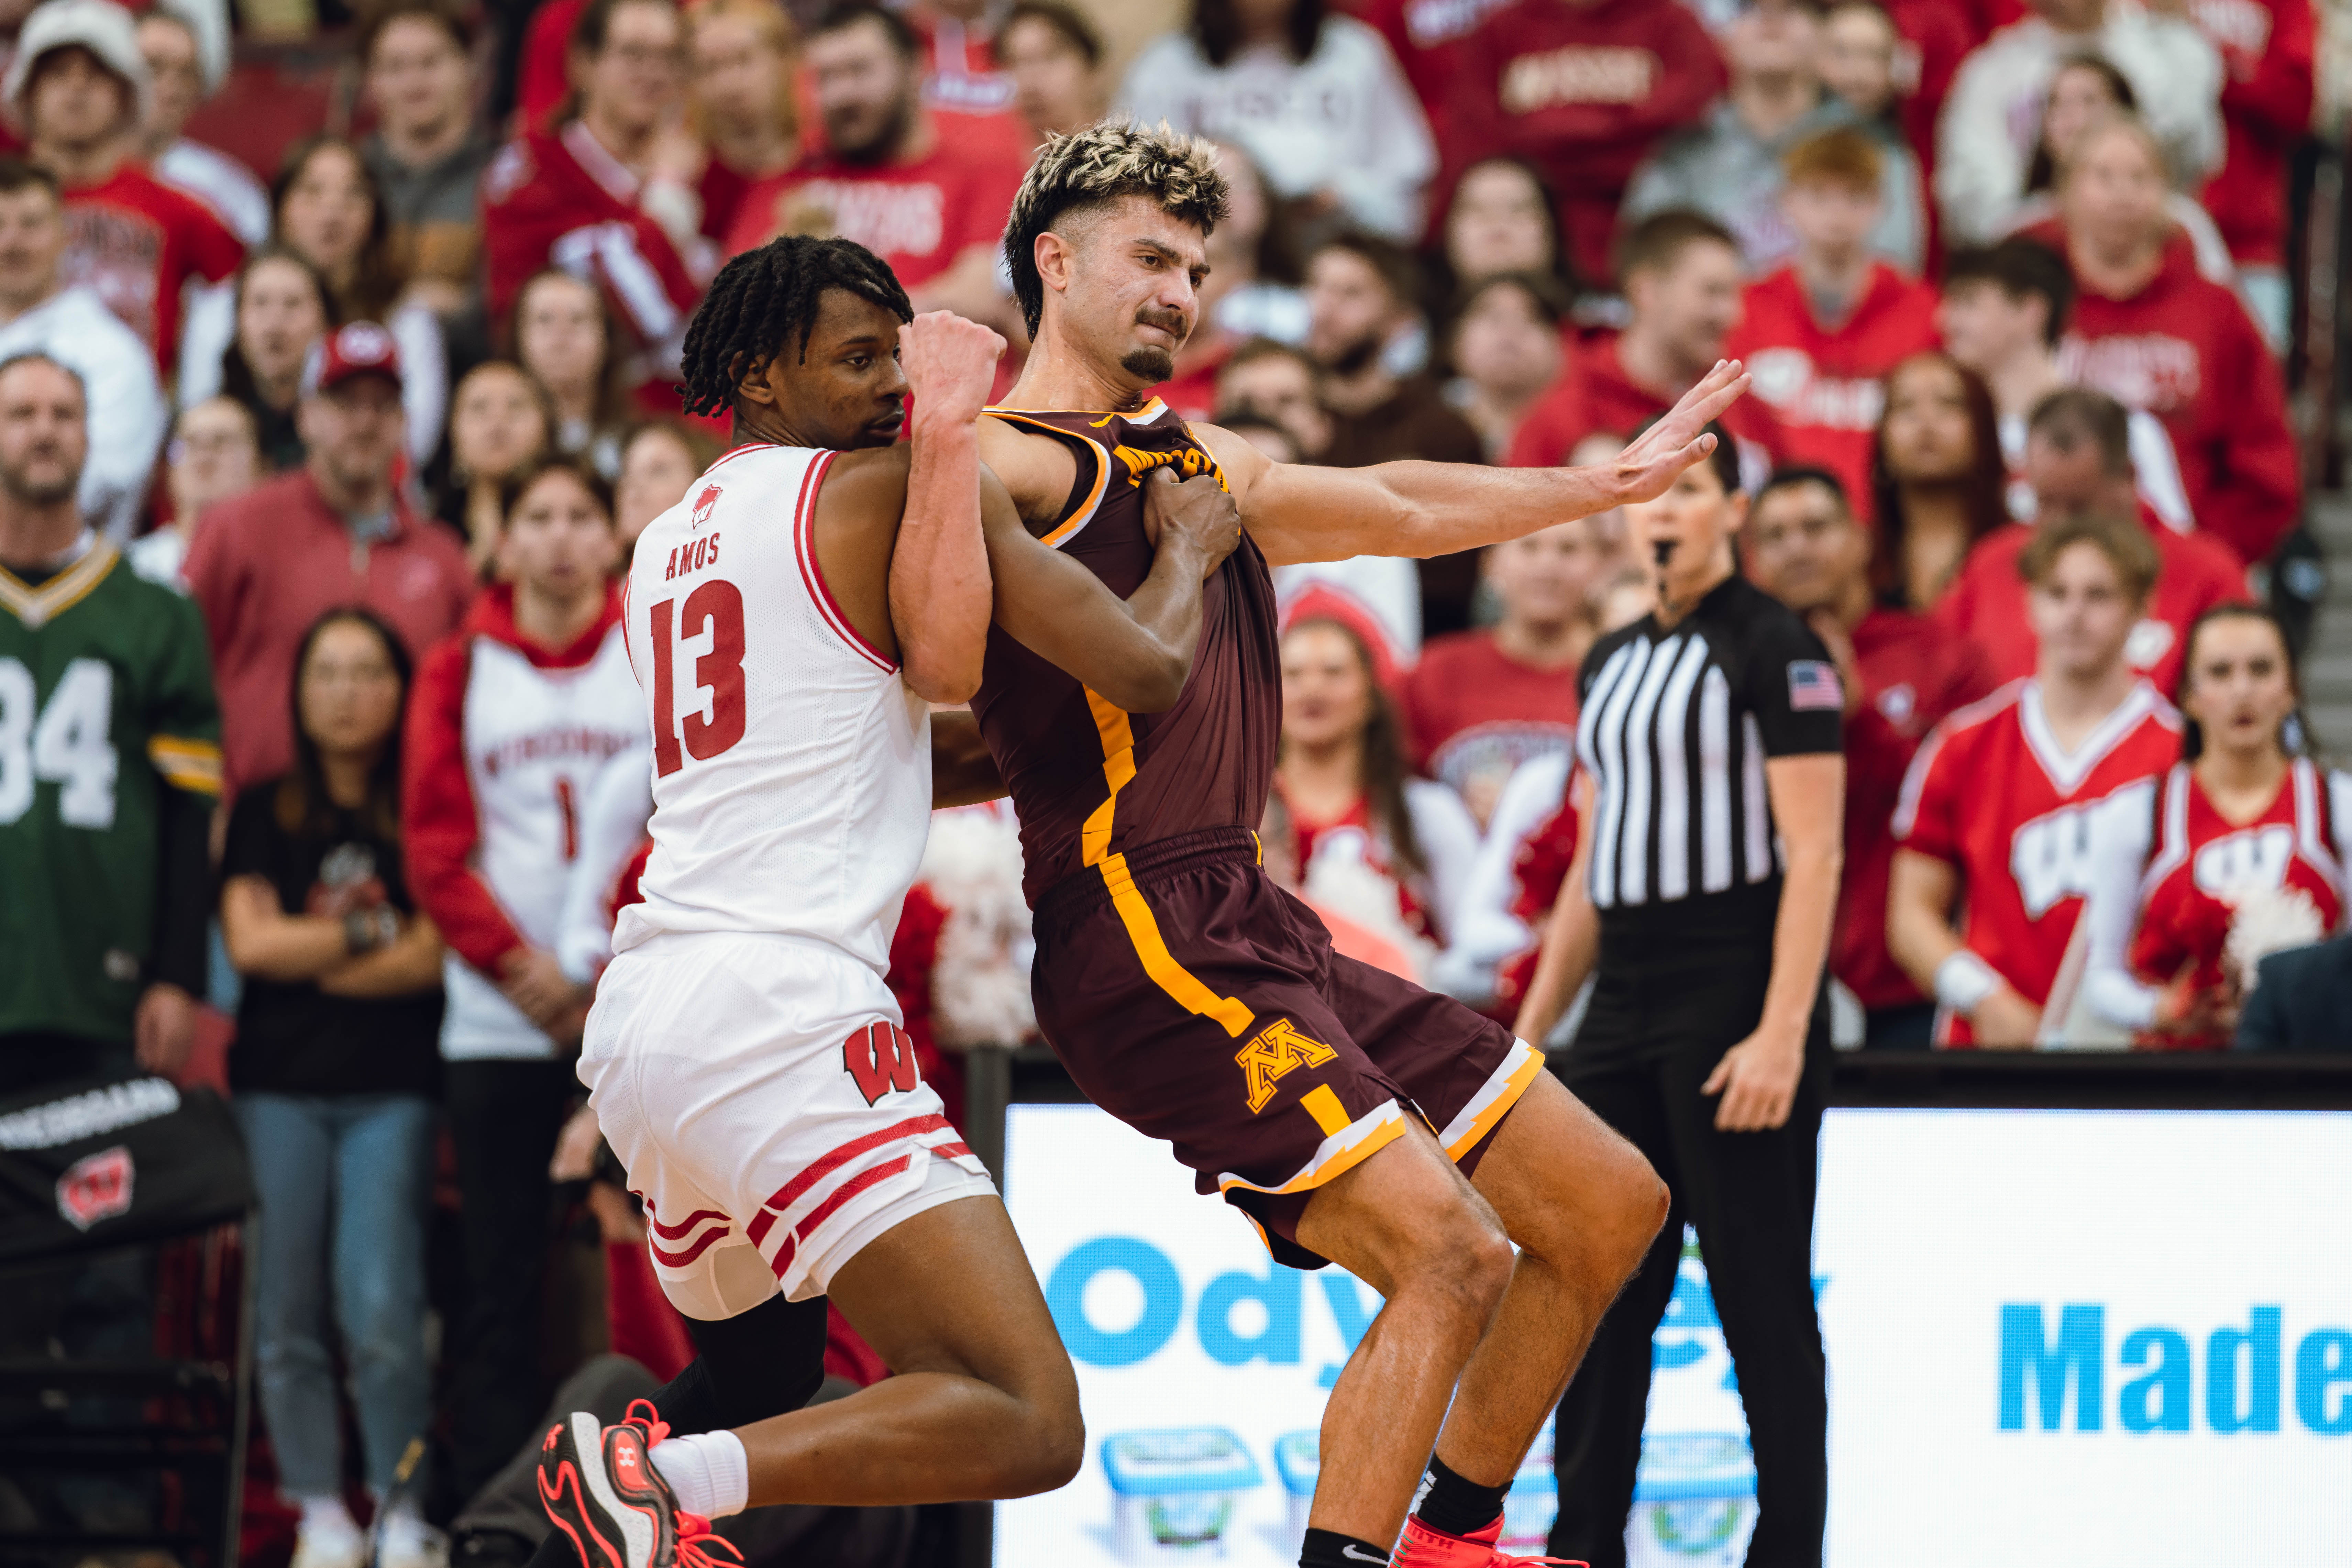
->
<box><xmin>1576</xmin><ymin>576</ymin><xmax>1844</xmax><ymax>914</ymax></box>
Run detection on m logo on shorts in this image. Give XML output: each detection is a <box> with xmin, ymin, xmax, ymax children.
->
<box><xmin>844</xmin><ymin>1021</ymin><xmax>921</xmax><ymax>1106</ymax></box>
<box><xmin>1236</xmin><ymin>1018</ymin><xmax>1338</xmax><ymax>1114</ymax></box>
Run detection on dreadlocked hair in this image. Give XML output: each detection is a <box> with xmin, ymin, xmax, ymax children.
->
<box><xmin>675</xmin><ymin>235</ymin><xmax>913</xmax><ymax>418</ymax></box>
<box><xmin>1003</xmin><ymin>122</ymin><xmax>1230</xmax><ymax>338</ymax></box>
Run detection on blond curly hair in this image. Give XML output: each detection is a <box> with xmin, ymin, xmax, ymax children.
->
<box><xmin>1001</xmin><ymin>121</ymin><xmax>1231</xmax><ymax>336</ymax></box>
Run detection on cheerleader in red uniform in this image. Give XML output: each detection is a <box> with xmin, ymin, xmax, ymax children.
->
<box><xmin>2081</xmin><ymin>606</ymin><xmax>2352</xmax><ymax>1047</ymax></box>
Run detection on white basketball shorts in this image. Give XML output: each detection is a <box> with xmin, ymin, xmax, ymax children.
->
<box><xmin>579</xmin><ymin>930</ymin><xmax>996</xmax><ymax>1317</ymax></box>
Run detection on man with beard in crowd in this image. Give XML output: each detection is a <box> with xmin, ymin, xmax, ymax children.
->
<box><xmin>1302</xmin><ymin>231</ymin><xmax>1483</xmax><ymax>631</ymax></box>
<box><xmin>726</xmin><ymin>3</ymin><xmax>1025</xmax><ymax>333</ymax></box>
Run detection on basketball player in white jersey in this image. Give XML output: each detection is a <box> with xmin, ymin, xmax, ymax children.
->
<box><xmin>535</xmin><ymin>237</ymin><xmax>1241</xmax><ymax>1566</ymax></box>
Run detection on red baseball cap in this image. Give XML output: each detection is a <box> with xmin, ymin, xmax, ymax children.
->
<box><xmin>301</xmin><ymin>321</ymin><xmax>404</xmax><ymax>398</ymax></box>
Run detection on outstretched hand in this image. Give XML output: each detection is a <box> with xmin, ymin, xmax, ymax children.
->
<box><xmin>1606</xmin><ymin>359</ymin><xmax>1751</xmax><ymax>505</ymax></box>
<box><xmin>900</xmin><ymin>310</ymin><xmax>1007</xmax><ymax>427</ymax></box>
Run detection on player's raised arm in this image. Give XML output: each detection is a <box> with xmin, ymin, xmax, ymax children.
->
<box><xmin>982</xmin><ymin>465</ymin><xmax>1240</xmax><ymax>713</ymax></box>
<box><xmin>1206</xmin><ymin>359</ymin><xmax>1751</xmax><ymax>567</ymax></box>
<box><xmin>892</xmin><ymin>311</ymin><xmax>1007</xmax><ymax>703</ymax></box>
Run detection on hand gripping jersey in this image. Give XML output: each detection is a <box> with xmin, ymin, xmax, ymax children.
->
<box><xmin>969</xmin><ymin>398</ymin><xmax>1282</xmax><ymax>906</ymax></box>
<box><xmin>1892</xmin><ymin>677</ymin><xmax>2182</xmax><ymax>1046</ymax></box>
<box><xmin>969</xmin><ymin>399</ymin><xmax>1530</xmax><ymax>1271</ymax></box>
<box><xmin>615</xmin><ymin>443</ymin><xmax>931</xmax><ymax>978</ymax></box>
<box><xmin>2080</xmin><ymin>757</ymin><xmax>2351</xmax><ymax>1047</ymax></box>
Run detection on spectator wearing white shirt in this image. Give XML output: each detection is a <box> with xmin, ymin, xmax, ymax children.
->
<box><xmin>128</xmin><ymin>394</ymin><xmax>259</xmax><ymax>587</ymax></box>
<box><xmin>0</xmin><ymin>156</ymin><xmax>167</xmax><ymax>541</ymax></box>
<box><xmin>1117</xmin><ymin>0</ymin><xmax>1437</xmax><ymax>243</ymax></box>
<box><xmin>1934</xmin><ymin>0</ymin><xmax>2222</xmax><ymax>246</ymax></box>
<box><xmin>135</xmin><ymin>0</ymin><xmax>268</xmax><ymax>245</ymax></box>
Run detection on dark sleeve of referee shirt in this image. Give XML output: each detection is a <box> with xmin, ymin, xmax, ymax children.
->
<box><xmin>1528</xmin><ymin>574</ymin><xmax>1847</xmax><ymax>1568</ymax></box>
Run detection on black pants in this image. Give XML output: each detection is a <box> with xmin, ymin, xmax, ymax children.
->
<box><xmin>445</xmin><ymin>1057</ymin><xmax>577</xmax><ymax>1500</ymax></box>
<box><xmin>1548</xmin><ymin>920</ymin><xmax>1831</xmax><ymax>1568</ymax></box>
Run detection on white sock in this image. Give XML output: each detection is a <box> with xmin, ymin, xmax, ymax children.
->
<box><xmin>649</xmin><ymin>1430</ymin><xmax>750</xmax><ymax>1519</ymax></box>
<box><xmin>298</xmin><ymin>1496</ymin><xmax>358</xmax><ymax>1537</ymax></box>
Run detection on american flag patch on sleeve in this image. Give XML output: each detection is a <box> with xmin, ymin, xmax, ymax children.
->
<box><xmin>1788</xmin><ymin>661</ymin><xmax>1844</xmax><ymax>711</ymax></box>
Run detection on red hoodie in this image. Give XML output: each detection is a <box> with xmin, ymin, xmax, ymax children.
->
<box><xmin>1838</xmin><ymin>607</ymin><xmax>2001</xmax><ymax>1010</ymax></box>
<box><xmin>1934</xmin><ymin>508</ymin><xmax>2251</xmax><ymax>698</ymax></box>
<box><xmin>2057</xmin><ymin>242</ymin><xmax>2301</xmax><ymax>563</ymax></box>
<box><xmin>1504</xmin><ymin>333</ymin><xmax>1786</xmax><ymax>473</ymax></box>
<box><xmin>2192</xmin><ymin>0</ymin><xmax>2315</xmax><ymax>267</ymax></box>
<box><xmin>1725</xmin><ymin>262</ymin><xmax>1941</xmax><ymax>519</ymax></box>
<box><xmin>1444</xmin><ymin>0</ymin><xmax>1727</xmax><ymax>285</ymax></box>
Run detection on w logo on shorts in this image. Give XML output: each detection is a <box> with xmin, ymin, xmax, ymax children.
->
<box><xmin>1236</xmin><ymin>1018</ymin><xmax>1338</xmax><ymax>1114</ymax></box>
<box><xmin>843</xmin><ymin>1021</ymin><xmax>922</xmax><ymax>1106</ymax></box>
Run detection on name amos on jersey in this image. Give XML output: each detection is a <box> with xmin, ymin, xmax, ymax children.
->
<box><xmin>662</xmin><ymin>480</ymin><xmax>724</xmax><ymax>582</ymax></box>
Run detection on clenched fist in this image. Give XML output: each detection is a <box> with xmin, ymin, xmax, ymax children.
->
<box><xmin>901</xmin><ymin>310</ymin><xmax>1008</xmax><ymax>427</ymax></box>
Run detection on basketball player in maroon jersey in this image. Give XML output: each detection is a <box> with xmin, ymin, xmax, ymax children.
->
<box><xmin>961</xmin><ymin>126</ymin><xmax>1753</xmax><ymax>1568</ymax></box>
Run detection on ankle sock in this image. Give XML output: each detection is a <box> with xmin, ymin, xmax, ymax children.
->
<box><xmin>649</xmin><ymin>1430</ymin><xmax>749</xmax><ymax>1519</ymax></box>
<box><xmin>1299</xmin><ymin>1526</ymin><xmax>1392</xmax><ymax>1566</ymax></box>
<box><xmin>298</xmin><ymin>1496</ymin><xmax>358</xmax><ymax>1539</ymax></box>
<box><xmin>1411</xmin><ymin>1453</ymin><xmax>1511</xmax><ymax>1538</ymax></box>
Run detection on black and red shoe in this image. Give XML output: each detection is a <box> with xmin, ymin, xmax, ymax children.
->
<box><xmin>537</xmin><ymin>1400</ymin><xmax>740</xmax><ymax>1568</ymax></box>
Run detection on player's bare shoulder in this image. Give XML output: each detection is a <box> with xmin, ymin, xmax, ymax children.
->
<box><xmin>976</xmin><ymin>412</ymin><xmax>1081</xmax><ymax>538</ymax></box>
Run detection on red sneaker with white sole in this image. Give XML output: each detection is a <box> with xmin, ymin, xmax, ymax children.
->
<box><xmin>537</xmin><ymin>1399</ymin><xmax>741</xmax><ymax>1568</ymax></box>
<box><xmin>1394</xmin><ymin>1514</ymin><xmax>1587</xmax><ymax>1567</ymax></box>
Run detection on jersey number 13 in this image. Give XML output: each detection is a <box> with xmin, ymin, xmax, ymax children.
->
<box><xmin>648</xmin><ymin>582</ymin><xmax>746</xmax><ymax>776</ymax></box>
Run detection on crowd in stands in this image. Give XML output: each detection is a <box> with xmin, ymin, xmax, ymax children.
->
<box><xmin>4</xmin><ymin>0</ymin><xmax>2352</xmax><ymax>1557</ymax></box>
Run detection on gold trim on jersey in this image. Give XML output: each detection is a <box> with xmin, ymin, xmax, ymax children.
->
<box><xmin>147</xmin><ymin>736</ymin><xmax>223</xmax><ymax>797</ymax></box>
<box><xmin>980</xmin><ymin>409</ymin><xmax>1113</xmax><ymax>548</ymax></box>
<box><xmin>0</xmin><ymin>538</ymin><xmax>119</xmax><ymax>629</ymax></box>
<box><xmin>1079</xmin><ymin>685</ymin><xmax>1258</xmax><ymax>1040</ymax></box>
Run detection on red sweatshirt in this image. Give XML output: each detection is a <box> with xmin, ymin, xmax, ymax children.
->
<box><xmin>481</xmin><ymin>122</ymin><xmax>706</xmax><ymax>345</ymax></box>
<box><xmin>1504</xmin><ymin>334</ymin><xmax>1786</xmax><ymax>473</ymax></box>
<box><xmin>727</xmin><ymin>137</ymin><xmax>1028</xmax><ymax>290</ymax></box>
<box><xmin>1934</xmin><ymin>509</ymin><xmax>2251</xmax><ymax>698</ymax></box>
<box><xmin>1445</xmin><ymin>0</ymin><xmax>1726</xmax><ymax>285</ymax></box>
<box><xmin>63</xmin><ymin>162</ymin><xmax>244</xmax><ymax>373</ymax></box>
<box><xmin>1838</xmin><ymin>608</ymin><xmax>2000</xmax><ymax>1009</ymax></box>
<box><xmin>1725</xmin><ymin>263</ymin><xmax>1941</xmax><ymax>520</ymax></box>
<box><xmin>2057</xmin><ymin>242</ymin><xmax>2301</xmax><ymax>563</ymax></box>
<box><xmin>2190</xmin><ymin>0</ymin><xmax>2315</xmax><ymax>267</ymax></box>
<box><xmin>184</xmin><ymin>471</ymin><xmax>474</xmax><ymax>798</ymax></box>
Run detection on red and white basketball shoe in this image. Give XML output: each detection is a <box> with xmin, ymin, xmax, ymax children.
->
<box><xmin>537</xmin><ymin>1399</ymin><xmax>741</xmax><ymax>1568</ymax></box>
<box><xmin>1394</xmin><ymin>1514</ymin><xmax>1587</xmax><ymax>1567</ymax></box>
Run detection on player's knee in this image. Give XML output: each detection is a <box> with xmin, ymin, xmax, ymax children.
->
<box><xmin>1410</xmin><ymin>1202</ymin><xmax>1515</xmax><ymax>1330</ymax></box>
<box><xmin>1597</xmin><ymin>1146</ymin><xmax>1671</xmax><ymax>1279</ymax></box>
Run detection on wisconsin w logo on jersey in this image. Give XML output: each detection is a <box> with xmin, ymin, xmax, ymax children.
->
<box><xmin>2194</xmin><ymin>825</ymin><xmax>2298</xmax><ymax>899</ymax></box>
<box><xmin>1237</xmin><ymin>1018</ymin><xmax>1337</xmax><ymax>1114</ymax></box>
<box><xmin>2011</xmin><ymin>802</ymin><xmax>2102</xmax><ymax>919</ymax></box>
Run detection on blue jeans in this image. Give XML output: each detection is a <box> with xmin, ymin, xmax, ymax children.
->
<box><xmin>236</xmin><ymin>1092</ymin><xmax>436</xmax><ymax>1498</ymax></box>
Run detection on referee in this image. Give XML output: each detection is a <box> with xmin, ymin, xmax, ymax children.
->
<box><xmin>1515</xmin><ymin>424</ymin><xmax>1845</xmax><ymax>1568</ymax></box>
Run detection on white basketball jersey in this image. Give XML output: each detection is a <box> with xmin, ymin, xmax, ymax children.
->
<box><xmin>614</xmin><ymin>443</ymin><xmax>930</xmax><ymax>978</ymax></box>
<box><xmin>444</xmin><ymin>621</ymin><xmax>644</xmax><ymax>1059</ymax></box>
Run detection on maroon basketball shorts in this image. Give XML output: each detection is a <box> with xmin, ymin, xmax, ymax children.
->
<box><xmin>1028</xmin><ymin>827</ymin><xmax>1544</xmax><ymax>1268</ymax></box>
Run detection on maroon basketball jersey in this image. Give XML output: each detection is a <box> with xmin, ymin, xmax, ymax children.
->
<box><xmin>970</xmin><ymin>397</ymin><xmax>1281</xmax><ymax>905</ymax></box>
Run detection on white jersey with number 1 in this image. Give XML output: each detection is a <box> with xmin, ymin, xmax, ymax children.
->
<box><xmin>614</xmin><ymin>441</ymin><xmax>932</xmax><ymax>976</ymax></box>
<box><xmin>586</xmin><ymin>439</ymin><xmax>990</xmax><ymax>1314</ymax></box>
